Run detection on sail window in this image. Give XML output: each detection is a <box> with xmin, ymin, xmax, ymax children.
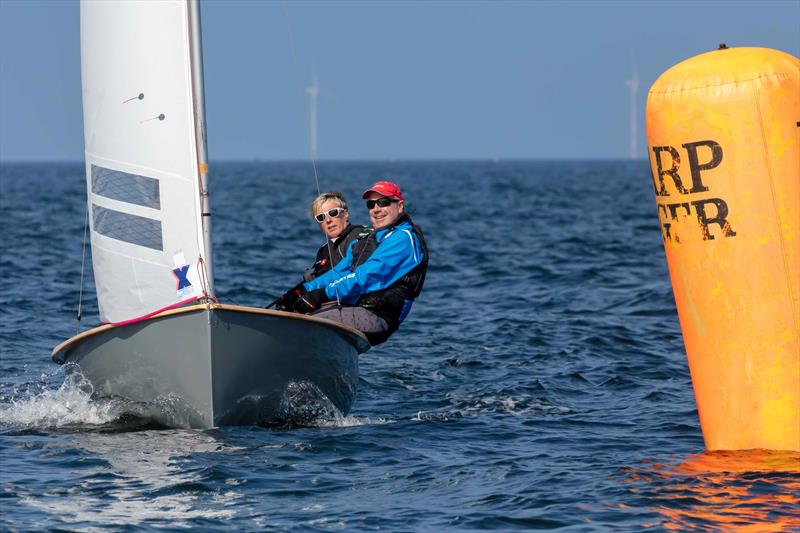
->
<box><xmin>91</xmin><ymin>165</ymin><xmax>161</xmax><ymax>209</ymax></box>
<box><xmin>92</xmin><ymin>204</ymin><xmax>163</xmax><ymax>251</ymax></box>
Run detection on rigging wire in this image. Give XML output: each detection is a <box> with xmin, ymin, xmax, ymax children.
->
<box><xmin>76</xmin><ymin>202</ymin><xmax>90</xmax><ymax>336</ymax></box>
<box><xmin>280</xmin><ymin>2</ymin><xmax>342</xmax><ymax>310</ymax></box>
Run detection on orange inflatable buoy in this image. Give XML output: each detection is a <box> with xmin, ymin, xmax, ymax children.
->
<box><xmin>646</xmin><ymin>46</ymin><xmax>800</xmax><ymax>451</ymax></box>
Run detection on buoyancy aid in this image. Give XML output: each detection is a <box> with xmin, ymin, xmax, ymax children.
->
<box><xmin>349</xmin><ymin>214</ymin><xmax>428</xmax><ymax>329</ymax></box>
<box><xmin>304</xmin><ymin>223</ymin><xmax>364</xmax><ymax>281</ymax></box>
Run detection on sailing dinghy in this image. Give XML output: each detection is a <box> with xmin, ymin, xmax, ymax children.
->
<box><xmin>51</xmin><ymin>0</ymin><xmax>370</xmax><ymax>428</ymax></box>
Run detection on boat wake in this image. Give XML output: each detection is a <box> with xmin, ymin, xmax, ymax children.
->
<box><xmin>0</xmin><ymin>366</ymin><xmax>186</xmax><ymax>432</ymax></box>
<box><xmin>276</xmin><ymin>380</ymin><xmax>390</xmax><ymax>429</ymax></box>
<box><xmin>0</xmin><ymin>370</ymin><xmax>386</xmax><ymax>432</ymax></box>
<box><xmin>0</xmin><ymin>368</ymin><xmax>125</xmax><ymax>430</ymax></box>
<box><xmin>277</xmin><ymin>380</ymin><xmax>344</xmax><ymax>426</ymax></box>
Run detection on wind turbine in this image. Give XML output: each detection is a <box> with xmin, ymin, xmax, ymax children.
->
<box><xmin>306</xmin><ymin>71</ymin><xmax>320</xmax><ymax>161</ymax></box>
<box><xmin>624</xmin><ymin>70</ymin><xmax>640</xmax><ymax>160</ymax></box>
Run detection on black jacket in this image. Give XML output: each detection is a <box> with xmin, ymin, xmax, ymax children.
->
<box><xmin>303</xmin><ymin>223</ymin><xmax>364</xmax><ymax>281</ymax></box>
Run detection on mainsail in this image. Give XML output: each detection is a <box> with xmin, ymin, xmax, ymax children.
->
<box><xmin>80</xmin><ymin>0</ymin><xmax>209</xmax><ymax>324</ymax></box>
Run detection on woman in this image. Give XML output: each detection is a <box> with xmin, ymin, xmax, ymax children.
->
<box><xmin>303</xmin><ymin>191</ymin><xmax>364</xmax><ymax>281</ymax></box>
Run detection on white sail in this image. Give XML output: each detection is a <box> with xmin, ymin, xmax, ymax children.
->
<box><xmin>80</xmin><ymin>0</ymin><xmax>208</xmax><ymax>324</ymax></box>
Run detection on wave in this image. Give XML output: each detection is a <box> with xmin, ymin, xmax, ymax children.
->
<box><xmin>411</xmin><ymin>394</ymin><xmax>571</xmax><ymax>422</ymax></box>
<box><xmin>276</xmin><ymin>380</ymin><xmax>391</xmax><ymax>428</ymax></box>
<box><xmin>0</xmin><ymin>370</ymin><xmax>393</xmax><ymax>432</ymax></box>
<box><xmin>0</xmin><ymin>367</ymin><xmax>125</xmax><ymax>429</ymax></box>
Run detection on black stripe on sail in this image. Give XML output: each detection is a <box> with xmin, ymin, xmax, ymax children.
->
<box><xmin>91</xmin><ymin>164</ymin><xmax>161</xmax><ymax>209</ymax></box>
<box><xmin>92</xmin><ymin>204</ymin><xmax>163</xmax><ymax>251</ymax></box>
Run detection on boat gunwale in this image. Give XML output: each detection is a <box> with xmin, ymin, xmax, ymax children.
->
<box><xmin>52</xmin><ymin>303</ymin><xmax>371</xmax><ymax>362</ymax></box>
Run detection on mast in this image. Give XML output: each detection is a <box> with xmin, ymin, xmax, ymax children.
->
<box><xmin>188</xmin><ymin>0</ymin><xmax>214</xmax><ymax>297</ymax></box>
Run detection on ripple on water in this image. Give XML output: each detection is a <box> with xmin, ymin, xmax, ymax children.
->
<box><xmin>1</xmin><ymin>161</ymin><xmax>793</xmax><ymax>531</ymax></box>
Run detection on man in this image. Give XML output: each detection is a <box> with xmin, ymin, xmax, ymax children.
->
<box><xmin>277</xmin><ymin>181</ymin><xmax>428</xmax><ymax>345</ymax></box>
<box><xmin>303</xmin><ymin>191</ymin><xmax>363</xmax><ymax>281</ymax></box>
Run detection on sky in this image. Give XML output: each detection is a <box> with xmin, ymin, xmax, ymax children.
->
<box><xmin>0</xmin><ymin>0</ymin><xmax>798</xmax><ymax>162</ymax></box>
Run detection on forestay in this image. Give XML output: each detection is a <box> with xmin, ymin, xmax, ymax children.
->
<box><xmin>81</xmin><ymin>0</ymin><xmax>208</xmax><ymax>324</ymax></box>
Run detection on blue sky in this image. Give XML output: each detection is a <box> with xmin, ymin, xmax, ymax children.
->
<box><xmin>1</xmin><ymin>0</ymin><xmax>798</xmax><ymax>162</ymax></box>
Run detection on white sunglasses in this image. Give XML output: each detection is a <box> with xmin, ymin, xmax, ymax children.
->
<box><xmin>315</xmin><ymin>207</ymin><xmax>346</xmax><ymax>223</ymax></box>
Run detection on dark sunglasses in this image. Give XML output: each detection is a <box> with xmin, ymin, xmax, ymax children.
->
<box><xmin>365</xmin><ymin>197</ymin><xmax>399</xmax><ymax>209</ymax></box>
<box><xmin>314</xmin><ymin>207</ymin><xmax>346</xmax><ymax>223</ymax></box>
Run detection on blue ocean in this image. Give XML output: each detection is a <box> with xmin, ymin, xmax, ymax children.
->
<box><xmin>1</xmin><ymin>161</ymin><xmax>797</xmax><ymax>531</ymax></box>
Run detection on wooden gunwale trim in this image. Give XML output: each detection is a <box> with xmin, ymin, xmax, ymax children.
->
<box><xmin>214</xmin><ymin>303</ymin><xmax>370</xmax><ymax>344</ymax></box>
<box><xmin>51</xmin><ymin>303</ymin><xmax>370</xmax><ymax>359</ymax></box>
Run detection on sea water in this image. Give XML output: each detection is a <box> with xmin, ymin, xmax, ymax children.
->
<box><xmin>1</xmin><ymin>161</ymin><xmax>797</xmax><ymax>530</ymax></box>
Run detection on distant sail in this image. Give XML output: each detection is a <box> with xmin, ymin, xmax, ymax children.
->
<box><xmin>81</xmin><ymin>0</ymin><xmax>207</xmax><ymax>324</ymax></box>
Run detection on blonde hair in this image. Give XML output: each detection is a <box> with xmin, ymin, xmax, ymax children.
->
<box><xmin>309</xmin><ymin>191</ymin><xmax>348</xmax><ymax>219</ymax></box>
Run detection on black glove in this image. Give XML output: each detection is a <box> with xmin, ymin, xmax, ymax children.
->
<box><xmin>303</xmin><ymin>257</ymin><xmax>330</xmax><ymax>282</ymax></box>
<box><xmin>273</xmin><ymin>285</ymin><xmax>302</xmax><ymax>311</ymax></box>
<box><xmin>293</xmin><ymin>287</ymin><xmax>328</xmax><ymax>314</ymax></box>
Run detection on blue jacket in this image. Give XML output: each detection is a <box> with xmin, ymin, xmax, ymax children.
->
<box><xmin>303</xmin><ymin>219</ymin><xmax>424</xmax><ymax>305</ymax></box>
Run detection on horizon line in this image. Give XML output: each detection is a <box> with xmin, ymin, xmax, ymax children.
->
<box><xmin>0</xmin><ymin>156</ymin><xmax>650</xmax><ymax>165</ymax></box>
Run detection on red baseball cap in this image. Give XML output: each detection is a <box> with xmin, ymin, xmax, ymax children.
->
<box><xmin>362</xmin><ymin>180</ymin><xmax>404</xmax><ymax>200</ymax></box>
